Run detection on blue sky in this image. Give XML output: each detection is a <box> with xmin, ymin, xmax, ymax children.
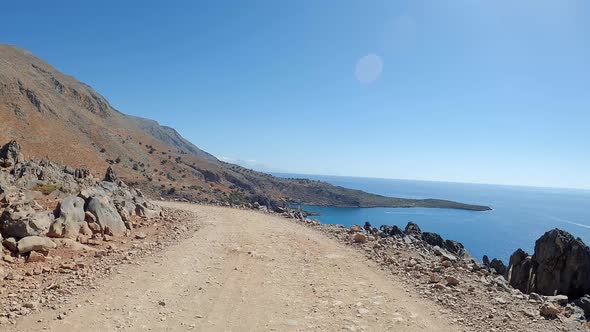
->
<box><xmin>2</xmin><ymin>1</ymin><xmax>590</xmax><ymax>189</ymax></box>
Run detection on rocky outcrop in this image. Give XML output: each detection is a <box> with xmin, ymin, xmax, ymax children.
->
<box><xmin>0</xmin><ymin>141</ymin><xmax>163</xmax><ymax>250</ymax></box>
<box><xmin>507</xmin><ymin>248</ymin><xmax>533</xmax><ymax>293</ymax></box>
<box><xmin>85</xmin><ymin>196</ymin><xmax>126</xmax><ymax>236</ymax></box>
<box><xmin>0</xmin><ymin>140</ymin><xmax>23</xmax><ymax>168</ymax></box>
<box><xmin>379</xmin><ymin>224</ymin><xmax>404</xmax><ymax>237</ymax></box>
<box><xmin>103</xmin><ymin>166</ymin><xmax>119</xmax><ymax>183</ymax></box>
<box><xmin>47</xmin><ymin>196</ymin><xmax>87</xmax><ymax>238</ymax></box>
<box><xmin>506</xmin><ymin>229</ymin><xmax>590</xmax><ymax>299</ymax></box>
<box><xmin>534</xmin><ymin>229</ymin><xmax>590</xmax><ymax>298</ymax></box>
<box><xmin>1</xmin><ymin>201</ymin><xmax>52</xmax><ymax>238</ymax></box>
<box><xmin>489</xmin><ymin>258</ymin><xmax>507</xmax><ymax>276</ymax></box>
<box><xmin>422</xmin><ymin>232</ymin><xmax>444</xmax><ymax>247</ymax></box>
<box><xmin>404</xmin><ymin>222</ymin><xmax>422</xmax><ymax>236</ymax></box>
<box><xmin>444</xmin><ymin>240</ymin><xmax>465</xmax><ymax>256</ymax></box>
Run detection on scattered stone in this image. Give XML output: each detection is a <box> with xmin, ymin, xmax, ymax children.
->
<box><xmin>353</xmin><ymin>233</ymin><xmax>367</xmax><ymax>244</ymax></box>
<box><xmin>26</xmin><ymin>251</ymin><xmax>46</xmax><ymax>263</ymax></box>
<box><xmin>489</xmin><ymin>258</ymin><xmax>507</xmax><ymax>276</ymax></box>
<box><xmin>85</xmin><ymin>196</ymin><xmax>126</xmax><ymax>236</ymax></box>
<box><xmin>2</xmin><ymin>237</ymin><xmax>18</xmax><ymax>252</ymax></box>
<box><xmin>446</xmin><ymin>276</ymin><xmax>460</xmax><ymax>286</ymax></box>
<box><xmin>135</xmin><ymin>232</ymin><xmax>147</xmax><ymax>240</ymax></box>
<box><xmin>539</xmin><ymin>302</ymin><xmax>561</xmax><ymax>318</ymax></box>
<box><xmin>3</xmin><ymin>254</ymin><xmax>15</xmax><ymax>263</ymax></box>
<box><xmin>17</xmin><ymin>236</ymin><xmax>56</xmax><ymax>254</ymax></box>
<box><xmin>546</xmin><ymin>295</ymin><xmax>568</xmax><ymax>305</ymax></box>
<box><xmin>349</xmin><ymin>225</ymin><xmax>362</xmax><ymax>233</ymax></box>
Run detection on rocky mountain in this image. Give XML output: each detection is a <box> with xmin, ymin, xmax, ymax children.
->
<box><xmin>0</xmin><ymin>44</ymin><xmax>491</xmax><ymax>211</ymax></box>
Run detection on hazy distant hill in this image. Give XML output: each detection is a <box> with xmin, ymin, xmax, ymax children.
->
<box><xmin>0</xmin><ymin>44</ymin><xmax>490</xmax><ymax>211</ymax></box>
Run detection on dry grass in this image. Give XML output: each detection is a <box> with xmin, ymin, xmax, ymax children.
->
<box><xmin>32</xmin><ymin>183</ymin><xmax>62</xmax><ymax>195</ymax></box>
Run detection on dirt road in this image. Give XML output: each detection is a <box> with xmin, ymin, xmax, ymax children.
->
<box><xmin>15</xmin><ymin>202</ymin><xmax>457</xmax><ymax>331</ymax></box>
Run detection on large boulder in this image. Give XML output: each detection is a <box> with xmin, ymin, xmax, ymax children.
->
<box><xmin>507</xmin><ymin>248</ymin><xmax>533</xmax><ymax>293</ymax></box>
<box><xmin>17</xmin><ymin>236</ymin><xmax>56</xmax><ymax>253</ymax></box>
<box><xmin>1</xmin><ymin>205</ymin><xmax>52</xmax><ymax>238</ymax></box>
<box><xmin>489</xmin><ymin>258</ymin><xmax>507</xmax><ymax>276</ymax></box>
<box><xmin>404</xmin><ymin>222</ymin><xmax>422</xmax><ymax>236</ymax></box>
<box><xmin>85</xmin><ymin>196</ymin><xmax>126</xmax><ymax>236</ymax></box>
<box><xmin>422</xmin><ymin>232</ymin><xmax>445</xmax><ymax>247</ymax></box>
<box><xmin>0</xmin><ymin>140</ymin><xmax>23</xmax><ymax>168</ymax></box>
<box><xmin>103</xmin><ymin>166</ymin><xmax>119</xmax><ymax>183</ymax></box>
<box><xmin>135</xmin><ymin>203</ymin><xmax>161</xmax><ymax>219</ymax></box>
<box><xmin>506</xmin><ymin>229</ymin><xmax>590</xmax><ymax>299</ymax></box>
<box><xmin>48</xmin><ymin>196</ymin><xmax>86</xmax><ymax>238</ymax></box>
<box><xmin>444</xmin><ymin>239</ymin><xmax>466</xmax><ymax>256</ymax></box>
<box><xmin>380</xmin><ymin>225</ymin><xmax>404</xmax><ymax>237</ymax></box>
<box><xmin>533</xmin><ymin>229</ymin><xmax>590</xmax><ymax>298</ymax></box>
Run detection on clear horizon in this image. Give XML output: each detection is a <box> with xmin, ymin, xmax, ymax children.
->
<box><xmin>2</xmin><ymin>1</ymin><xmax>589</xmax><ymax>189</ymax></box>
<box><xmin>270</xmin><ymin>171</ymin><xmax>590</xmax><ymax>192</ymax></box>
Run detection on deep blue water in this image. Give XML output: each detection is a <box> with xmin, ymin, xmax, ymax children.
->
<box><xmin>275</xmin><ymin>174</ymin><xmax>590</xmax><ymax>263</ymax></box>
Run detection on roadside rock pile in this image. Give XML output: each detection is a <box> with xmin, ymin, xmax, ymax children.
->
<box><xmin>0</xmin><ymin>140</ymin><xmax>169</xmax><ymax>322</ymax></box>
<box><xmin>0</xmin><ymin>206</ymin><xmax>197</xmax><ymax>325</ymax></box>
<box><xmin>286</xmin><ymin>214</ymin><xmax>590</xmax><ymax>331</ymax></box>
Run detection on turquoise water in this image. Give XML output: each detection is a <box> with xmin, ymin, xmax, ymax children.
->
<box><xmin>276</xmin><ymin>174</ymin><xmax>590</xmax><ymax>263</ymax></box>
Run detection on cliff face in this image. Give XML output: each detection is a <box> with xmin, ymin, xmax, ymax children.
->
<box><xmin>507</xmin><ymin>229</ymin><xmax>590</xmax><ymax>299</ymax></box>
<box><xmin>0</xmin><ymin>44</ymin><xmax>490</xmax><ymax>211</ymax></box>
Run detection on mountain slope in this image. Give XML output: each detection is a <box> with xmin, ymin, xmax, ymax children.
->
<box><xmin>0</xmin><ymin>44</ymin><xmax>491</xmax><ymax>211</ymax></box>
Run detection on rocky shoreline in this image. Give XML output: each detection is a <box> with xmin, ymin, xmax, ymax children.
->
<box><xmin>272</xmin><ymin>210</ymin><xmax>590</xmax><ymax>331</ymax></box>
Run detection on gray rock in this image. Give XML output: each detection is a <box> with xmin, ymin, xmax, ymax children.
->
<box><xmin>490</xmin><ymin>258</ymin><xmax>507</xmax><ymax>276</ymax></box>
<box><xmin>51</xmin><ymin>238</ymin><xmax>96</xmax><ymax>251</ymax></box>
<box><xmin>135</xmin><ymin>204</ymin><xmax>161</xmax><ymax>219</ymax></box>
<box><xmin>404</xmin><ymin>222</ymin><xmax>422</xmax><ymax>236</ymax></box>
<box><xmin>507</xmin><ymin>248</ymin><xmax>533</xmax><ymax>293</ymax></box>
<box><xmin>529</xmin><ymin>292</ymin><xmax>544</xmax><ymax>303</ymax></box>
<box><xmin>506</xmin><ymin>229</ymin><xmax>590</xmax><ymax>299</ymax></box>
<box><xmin>1</xmin><ymin>205</ymin><xmax>52</xmax><ymax>238</ymax></box>
<box><xmin>444</xmin><ymin>239</ymin><xmax>466</xmax><ymax>256</ymax></box>
<box><xmin>48</xmin><ymin>196</ymin><xmax>86</xmax><ymax>238</ymax></box>
<box><xmin>0</xmin><ymin>266</ymin><xmax>6</xmax><ymax>281</ymax></box>
<box><xmin>422</xmin><ymin>232</ymin><xmax>444</xmax><ymax>247</ymax></box>
<box><xmin>533</xmin><ymin>229</ymin><xmax>590</xmax><ymax>299</ymax></box>
<box><xmin>545</xmin><ymin>295</ymin><xmax>568</xmax><ymax>305</ymax></box>
<box><xmin>574</xmin><ymin>295</ymin><xmax>590</xmax><ymax>318</ymax></box>
<box><xmin>85</xmin><ymin>196</ymin><xmax>126</xmax><ymax>236</ymax></box>
<box><xmin>17</xmin><ymin>236</ymin><xmax>56</xmax><ymax>253</ymax></box>
<box><xmin>0</xmin><ymin>140</ymin><xmax>23</xmax><ymax>168</ymax></box>
<box><xmin>433</xmin><ymin>246</ymin><xmax>457</xmax><ymax>262</ymax></box>
<box><xmin>2</xmin><ymin>237</ymin><xmax>18</xmax><ymax>252</ymax></box>
<box><xmin>104</xmin><ymin>166</ymin><xmax>119</xmax><ymax>183</ymax></box>
<box><xmin>379</xmin><ymin>225</ymin><xmax>404</xmax><ymax>237</ymax></box>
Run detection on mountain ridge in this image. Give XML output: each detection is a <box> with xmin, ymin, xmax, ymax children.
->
<box><xmin>0</xmin><ymin>44</ymin><xmax>491</xmax><ymax>211</ymax></box>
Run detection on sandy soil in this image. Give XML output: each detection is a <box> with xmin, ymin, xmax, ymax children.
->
<box><xmin>14</xmin><ymin>202</ymin><xmax>457</xmax><ymax>331</ymax></box>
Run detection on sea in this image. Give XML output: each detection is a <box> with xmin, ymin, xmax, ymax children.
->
<box><xmin>275</xmin><ymin>174</ymin><xmax>590</xmax><ymax>263</ymax></box>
